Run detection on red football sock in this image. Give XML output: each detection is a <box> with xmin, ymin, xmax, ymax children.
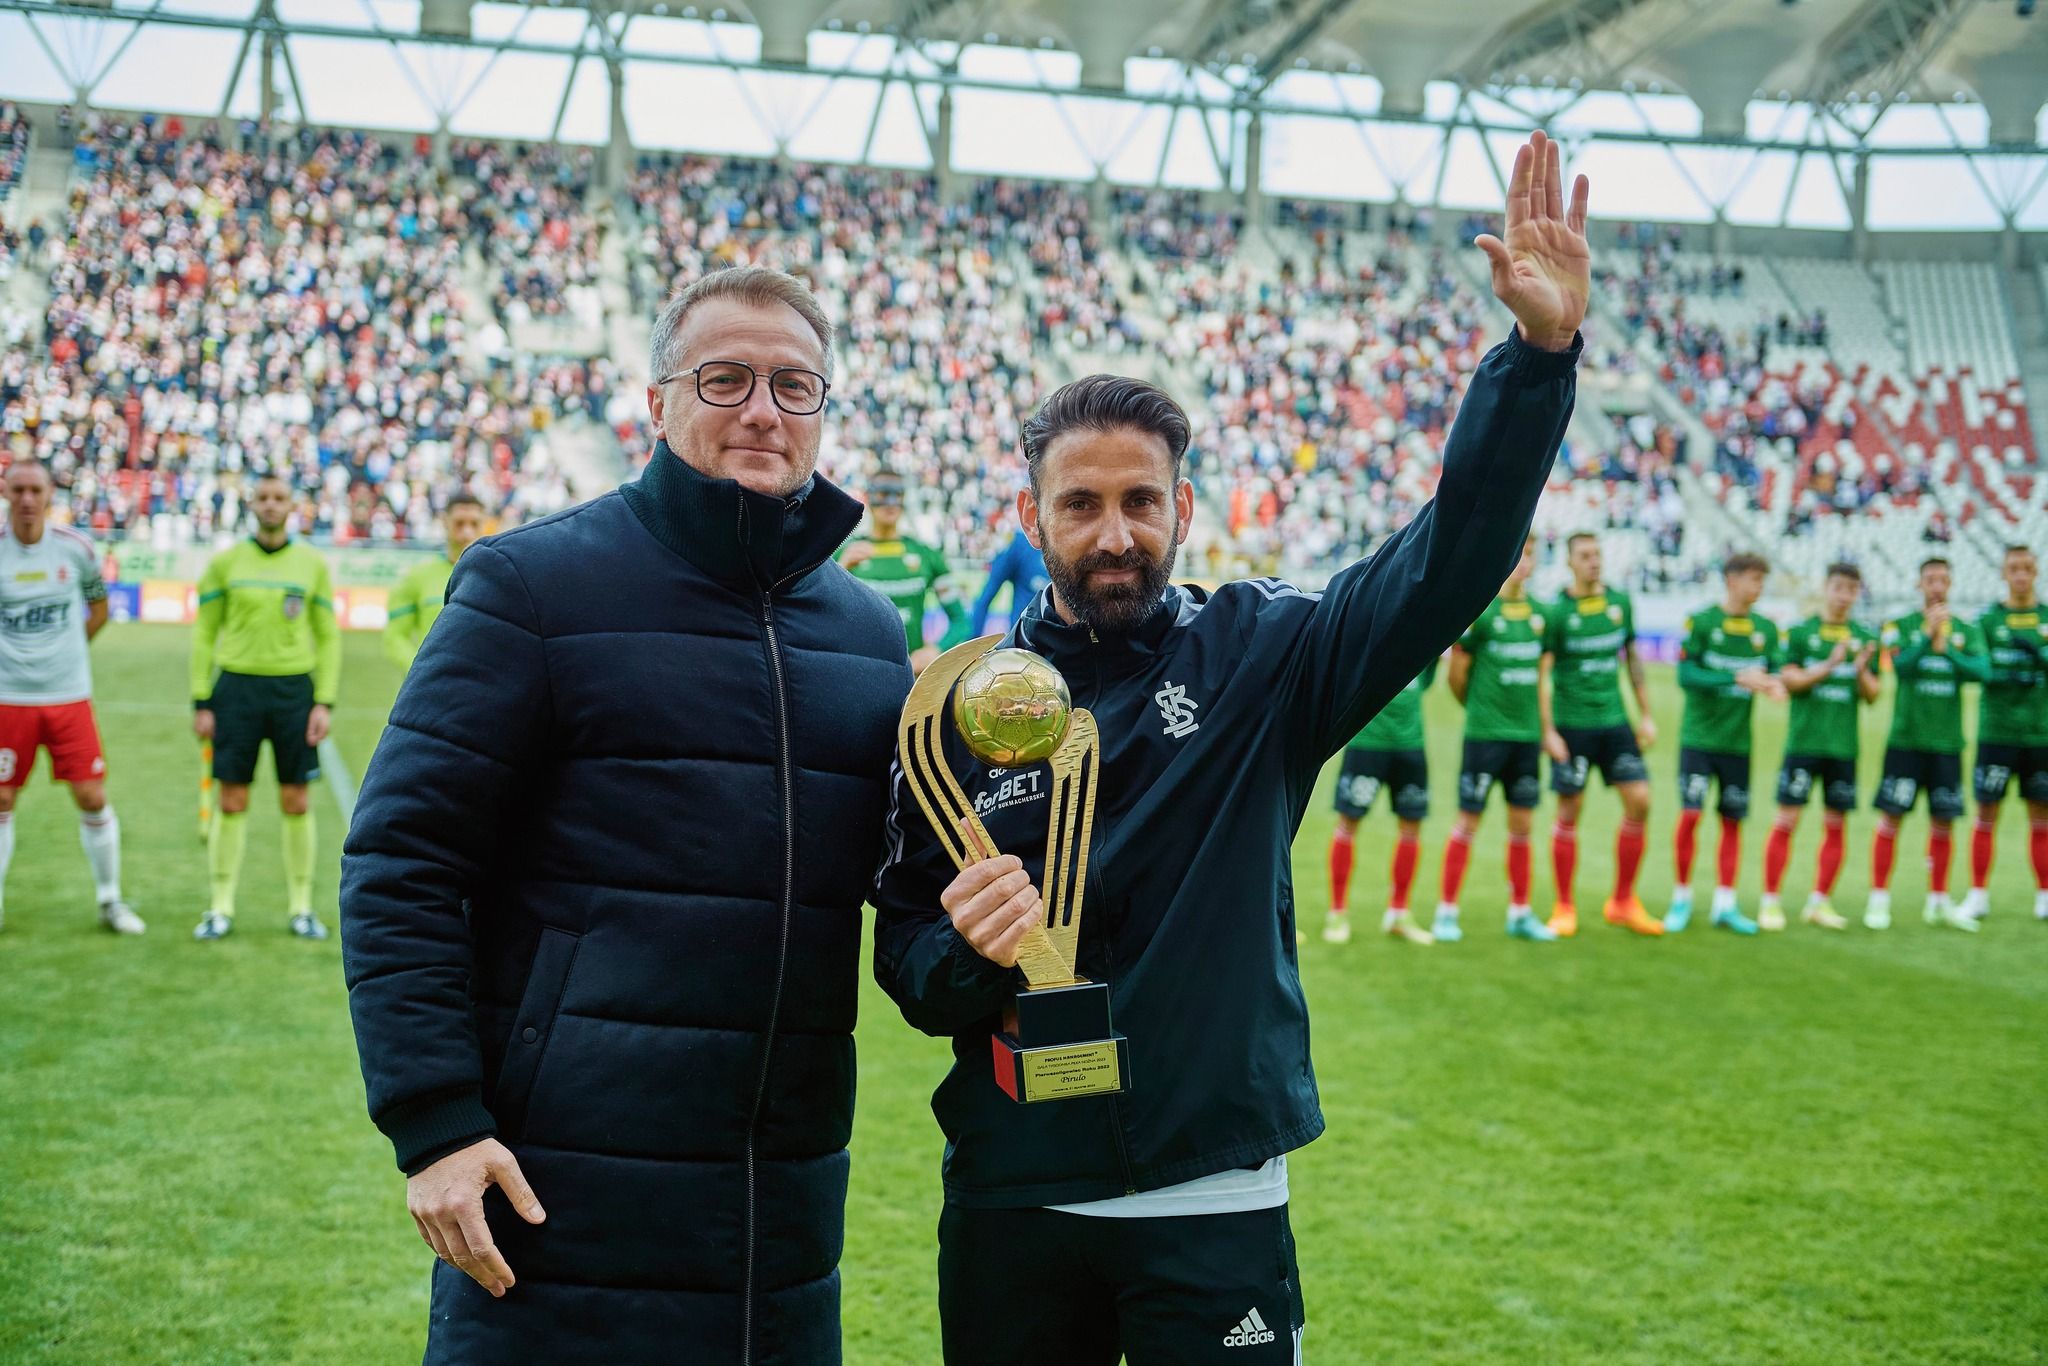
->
<box><xmin>1970</xmin><ymin>817</ymin><xmax>1996</xmax><ymax>893</ymax></box>
<box><xmin>1816</xmin><ymin>814</ymin><xmax>1847</xmax><ymax>895</ymax></box>
<box><xmin>1615</xmin><ymin>819</ymin><xmax>1646</xmax><ymax>902</ymax></box>
<box><xmin>1673</xmin><ymin>808</ymin><xmax>1701</xmax><ymax>887</ymax></box>
<box><xmin>1507</xmin><ymin>833</ymin><xmax>1533</xmax><ymax>906</ymax></box>
<box><xmin>1328</xmin><ymin>827</ymin><xmax>1355</xmax><ymax>914</ymax></box>
<box><xmin>1871</xmin><ymin>819</ymin><xmax>1899</xmax><ymax>892</ymax></box>
<box><xmin>2032</xmin><ymin>818</ymin><xmax>2048</xmax><ymax>891</ymax></box>
<box><xmin>1716</xmin><ymin>814</ymin><xmax>1742</xmax><ymax>891</ymax></box>
<box><xmin>1764</xmin><ymin>815</ymin><xmax>1795</xmax><ymax>896</ymax></box>
<box><xmin>1551</xmin><ymin>820</ymin><xmax>1578</xmax><ymax>905</ymax></box>
<box><xmin>1390</xmin><ymin>834</ymin><xmax>1420</xmax><ymax>912</ymax></box>
<box><xmin>1928</xmin><ymin>824</ymin><xmax>1953</xmax><ymax>896</ymax></box>
<box><xmin>1440</xmin><ymin>827</ymin><xmax>1473</xmax><ymax>905</ymax></box>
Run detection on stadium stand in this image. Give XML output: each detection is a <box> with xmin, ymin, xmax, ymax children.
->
<box><xmin>1</xmin><ymin>116</ymin><xmax>612</xmax><ymax>544</ymax></box>
<box><xmin>0</xmin><ymin>115</ymin><xmax>2041</xmax><ymax>615</ymax></box>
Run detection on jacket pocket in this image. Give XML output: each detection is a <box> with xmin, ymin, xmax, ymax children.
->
<box><xmin>493</xmin><ymin>925</ymin><xmax>581</xmax><ymax>1138</ymax></box>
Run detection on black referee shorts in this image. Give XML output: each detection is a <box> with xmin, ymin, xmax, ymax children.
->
<box><xmin>207</xmin><ymin>671</ymin><xmax>321</xmax><ymax>786</ymax></box>
<box><xmin>938</xmin><ymin>1200</ymin><xmax>1304</xmax><ymax>1365</ymax></box>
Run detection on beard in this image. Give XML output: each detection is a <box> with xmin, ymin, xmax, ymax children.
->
<box><xmin>1043</xmin><ymin>532</ymin><xmax>1177</xmax><ymax>635</ymax></box>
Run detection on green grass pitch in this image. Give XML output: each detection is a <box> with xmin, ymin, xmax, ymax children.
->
<box><xmin>1</xmin><ymin>625</ymin><xmax>2043</xmax><ymax>1363</ymax></box>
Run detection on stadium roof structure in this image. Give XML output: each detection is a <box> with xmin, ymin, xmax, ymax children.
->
<box><xmin>1</xmin><ymin>0</ymin><xmax>2044</xmax><ymax>233</ymax></box>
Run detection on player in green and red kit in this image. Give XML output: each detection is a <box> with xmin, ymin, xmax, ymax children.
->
<box><xmin>189</xmin><ymin>473</ymin><xmax>341</xmax><ymax>942</ymax></box>
<box><xmin>1868</xmin><ymin>556</ymin><xmax>1990</xmax><ymax>932</ymax></box>
<box><xmin>1963</xmin><ymin>544</ymin><xmax>2048</xmax><ymax>922</ymax></box>
<box><xmin>1666</xmin><ymin>553</ymin><xmax>1785</xmax><ymax>936</ymax></box>
<box><xmin>1539</xmin><ymin>532</ymin><xmax>1661</xmax><ymax>937</ymax></box>
<box><xmin>1327</xmin><ymin>659</ymin><xmax>1437</xmax><ymax>945</ymax></box>
<box><xmin>1760</xmin><ymin>562</ymin><xmax>1880</xmax><ymax>930</ymax></box>
<box><xmin>1433</xmin><ymin>535</ymin><xmax>1556</xmax><ymax>943</ymax></box>
<box><xmin>839</xmin><ymin>470</ymin><xmax>969</xmax><ymax>675</ymax></box>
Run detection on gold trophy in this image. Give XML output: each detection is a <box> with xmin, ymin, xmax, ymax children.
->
<box><xmin>899</xmin><ymin>635</ymin><xmax>1130</xmax><ymax>1103</ymax></box>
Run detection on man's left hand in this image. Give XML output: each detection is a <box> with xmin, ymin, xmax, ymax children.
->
<box><xmin>1475</xmin><ymin>130</ymin><xmax>1590</xmax><ymax>353</ymax></box>
<box><xmin>306</xmin><ymin>704</ymin><xmax>331</xmax><ymax>746</ymax></box>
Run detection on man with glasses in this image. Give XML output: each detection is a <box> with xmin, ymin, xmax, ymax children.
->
<box><xmin>840</xmin><ymin>469</ymin><xmax>971</xmax><ymax>675</ymax></box>
<box><xmin>342</xmin><ymin>266</ymin><xmax>912</xmax><ymax>1364</ymax></box>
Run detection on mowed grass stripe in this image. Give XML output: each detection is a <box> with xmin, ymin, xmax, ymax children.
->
<box><xmin>1</xmin><ymin>625</ymin><xmax>2042</xmax><ymax>1363</ymax></box>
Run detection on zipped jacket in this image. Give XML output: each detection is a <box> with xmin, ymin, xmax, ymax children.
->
<box><xmin>342</xmin><ymin>444</ymin><xmax>911</xmax><ymax>1364</ymax></box>
<box><xmin>874</xmin><ymin>331</ymin><xmax>1578</xmax><ymax>1208</ymax></box>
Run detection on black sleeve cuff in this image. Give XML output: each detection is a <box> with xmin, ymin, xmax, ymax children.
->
<box><xmin>380</xmin><ymin>1088</ymin><xmax>497</xmax><ymax>1176</ymax></box>
<box><xmin>193</xmin><ymin>699</ymin><xmax>212</xmax><ymax>711</ymax></box>
<box><xmin>1502</xmin><ymin>327</ymin><xmax>1584</xmax><ymax>379</ymax></box>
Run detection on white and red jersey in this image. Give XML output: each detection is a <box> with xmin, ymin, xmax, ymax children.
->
<box><xmin>0</xmin><ymin>522</ymin><xmax>106</xmax><ymax>705</ymax></box>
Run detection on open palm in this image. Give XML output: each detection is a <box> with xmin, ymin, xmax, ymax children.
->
<box><xmin>1475</xmin><ymin>130</ymin><xmax>1590</xmax><ymax>352</ymax></box>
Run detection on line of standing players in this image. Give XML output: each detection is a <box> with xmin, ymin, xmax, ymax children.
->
<box><xmin>1323</xmin><ymin>534</ymin><xmax>2048</xmax><ymax>945</ymax></box>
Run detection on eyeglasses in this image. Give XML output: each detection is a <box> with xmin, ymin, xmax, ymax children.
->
<box><xmin>655</xmin><ymin>360</ymin><xmax>829</xmax><ymax>416</ymax></box>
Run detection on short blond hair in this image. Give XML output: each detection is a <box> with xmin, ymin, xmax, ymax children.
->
<box><xmin>650</xmin><ymin>266</ymin><xmax>834</xmax><ymax>384</ymax></box>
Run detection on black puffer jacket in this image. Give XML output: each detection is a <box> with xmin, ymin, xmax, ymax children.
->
<box><xmin>342</xmin><ymin>445</ymin><xmax>911</xmax><ymax>1364</ymax></box>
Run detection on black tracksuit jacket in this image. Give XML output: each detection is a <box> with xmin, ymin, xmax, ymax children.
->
<box><xmin>873</xmin><ymin>329</ymin><xmax>1579</xmax><ymax>1208</ymax></box>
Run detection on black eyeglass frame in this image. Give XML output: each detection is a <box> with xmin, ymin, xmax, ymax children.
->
<box><xmin>653</xmin><ymin>361</ymin><xmax>831</xmax><ymax>415</ymax></box>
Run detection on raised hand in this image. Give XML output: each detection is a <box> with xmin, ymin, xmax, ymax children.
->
<box><xmin>1475</xmin><ymin>130</ymin><xmax>1590</xmax><ymax>353</ymax></box>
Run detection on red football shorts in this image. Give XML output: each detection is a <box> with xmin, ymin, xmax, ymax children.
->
<box><xmin>0</xmin><ymin>701</ymin><xmax>108</xmax><ymax>787</ymax></box>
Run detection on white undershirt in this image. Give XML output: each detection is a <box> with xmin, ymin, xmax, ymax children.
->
<box><xmin>1045</xmin><ymin>1155</ymin><xmax>1289</xmax><ymax>1219</ymax></box>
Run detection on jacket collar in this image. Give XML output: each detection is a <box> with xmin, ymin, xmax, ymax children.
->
<box><xmin>621</xmin><ymin>441</ymin><xmax>863</xmax><ymax>592</ymax></box>
<box><xmin>1013</xmin><ymin>582</ymin><xmax>1191</xmax><ymax>663</ymax></box>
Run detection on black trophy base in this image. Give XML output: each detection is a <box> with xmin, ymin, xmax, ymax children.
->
<box><xmin>991</xmin><ymin>978</ymin><xmax>1131</xmax><ymax>1103</ymax></box>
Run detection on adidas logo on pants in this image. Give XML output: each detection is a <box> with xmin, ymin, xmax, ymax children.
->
<box><xmin>1224</xmin><ymin>1306</ymin><xmax>1277</xmax><ymax>1347</ymax></box>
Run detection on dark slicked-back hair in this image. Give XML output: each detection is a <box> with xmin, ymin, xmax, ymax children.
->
<box><xmin>446</xmin><ymin>492</ymin><xmax>485</xmax><ymax>512</ymax></box>
<box><xmin>1824</xmin><ymin>561</ymin><xmax>1862</xmax><ymax>583</ymax></box>
<box><xmin>2006</xmin><ymin>543</ymin><xmax>2035</xmax><ymax>559</ymax></box>
<box><xmin>1920</xmin><ymin>556</ymin><xmax>1951</xmax><ymax>575</ymax></box>
<box><xmin>1021</xmin><ymin>374</ymin><xmax>1191</xmax><ymax>494</ymax></box>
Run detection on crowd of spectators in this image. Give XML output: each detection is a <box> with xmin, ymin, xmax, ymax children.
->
<box><xmin>0</xmin><ymin>114</ymin><xmax>615</xmax><ymax>546</ymax></box>
<box><xmin>624</xmin><ymin>157</ymin><xmax>1087</xmax><ymax>564</ymax></box>
<box><xmin>1598</xmin><ymin>225</ymin><xmax>1940</xmax><ymax>539</ymax></box>
<box><xmin>9</xmin><ymin>114</ymin><xmax>2031</xmax><ymax>602</ymax></box>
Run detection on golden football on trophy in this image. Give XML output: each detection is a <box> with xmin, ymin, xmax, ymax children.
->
<box><xmin>953</xmin><ymin>648</ymin><xmax>1071</xmax><ymax>768</ymax></box>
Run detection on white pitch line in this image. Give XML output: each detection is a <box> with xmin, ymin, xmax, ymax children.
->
<box><xmin>318</xmin><ymin>738</ymin><xmax>358</xmax><ymax>823</ymax></box>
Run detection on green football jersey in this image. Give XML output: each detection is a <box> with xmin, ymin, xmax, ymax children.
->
<box><xmin>1676</xmin><ymin>605</ymin><xmax>1781</xmax><ymax>755</ymax></box>
<box><xmin>843</xmin><ymin>536</ymin><xmax>968</xmax><ymax>653</ymax></box>
<box><xmin>190</xmin><ymin>538</ymin><xmax>341</xmax><ymax>704</ymax></box>
<box><xmin>1455</xmin><ymin>595</ymin><xmax>1545</xmax><ymax>743</ymax></box>
<box><xmin>1543</xmin><ymin>587</ymin><xmax>1635</xmax><ymax>730</ymax></box>
<box><xmin>1882</xmin><ymin>609</ymin><xmax>1992</xmax><ymax>755</ymax></box>
<box><xmin>1350</xmin><ymin>658</ymin><xmax>1436</xmax><ymax>751</ymax></box>
<box><xmin>1782</xmin><ymin>616</ymin><xmax>1877</xmax><ymax>760</ymax></box>
<box><xmin>383</xmin><ymin>553</ymin><xmax>457</xmax><ymax>672</ymax></box>
<box><xmin>1974</xmin><ymin>603</ymin><xmax>2048</xmax><ymax>745</ymax></box>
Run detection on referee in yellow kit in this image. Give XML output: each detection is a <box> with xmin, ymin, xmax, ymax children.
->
<box><xmin>189</xmin><ymin>473</ymin><xmax>340</xmax><ymax>942</ymax></box>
